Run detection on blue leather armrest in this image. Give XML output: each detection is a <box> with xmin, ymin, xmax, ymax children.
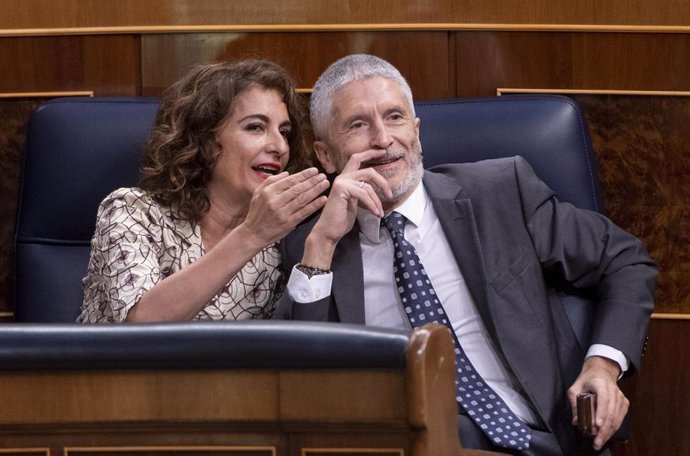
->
<box><xmin>0</xmin><ymin>321</ymin><xmax>409</xmax><ymax>370</ymax></box>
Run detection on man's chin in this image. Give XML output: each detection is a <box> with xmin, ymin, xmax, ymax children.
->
<box><xmin>376</xmin><ymin>172</ymin><xmax>422</xmax><ymax>206</ymax></box>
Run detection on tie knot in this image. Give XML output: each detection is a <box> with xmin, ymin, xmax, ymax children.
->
<box><xmin>382</xmin><ymin>211</ymin><xmax>406</xmax><ymax>237</ymax></box>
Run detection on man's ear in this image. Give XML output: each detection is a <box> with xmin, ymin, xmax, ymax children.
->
<box><xmin>313</xmin><ymin>140</ymin><xmax>338</xmax><ymax>174</ymax></box>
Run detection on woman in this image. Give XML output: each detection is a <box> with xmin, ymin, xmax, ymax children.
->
<box><xmin>78</xmin><ymin>59</ymin><xmax>329</xmax><ymax>323</ymax></box>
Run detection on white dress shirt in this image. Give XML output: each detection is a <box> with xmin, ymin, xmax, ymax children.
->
<box><xmin>287</xmin><ymin>181</ymin><xmax>628</xmax><ymax>424</ymax></box>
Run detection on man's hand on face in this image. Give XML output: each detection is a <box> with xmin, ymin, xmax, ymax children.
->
<box><xmin>301</xmin><ymin>150</ymin><xmax>392</xmax><ymax>270</ymax></box>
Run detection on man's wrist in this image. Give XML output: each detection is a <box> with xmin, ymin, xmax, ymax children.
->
<box><xmin>296</xmin><ymin>263</ymin><xmax>331</xmax><ymax>279</ymax></box>
<box><xmin>586</xmin><ymin>344</ymin><xmax>629</xmax><ymax>379</ymax></box>
<box><xmin>583</xmin><ymin>355</ymin><xmax>622</xmax><ymax>382</ymax></box>
<box><xmin>288</xmin><ymin>264</ymin><xmax>333</xmax><ymax>303</ymax></box>
<box><xmin>302</xmin><ymin>231</ymin><xmax>337</xmax><ymax>270</ymax></box>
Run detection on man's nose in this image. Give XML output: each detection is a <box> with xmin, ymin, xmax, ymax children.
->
<box><xmin>370</xmin><ymin>118</ymin><xmax>394</xmax><ymax>149</ymax></box>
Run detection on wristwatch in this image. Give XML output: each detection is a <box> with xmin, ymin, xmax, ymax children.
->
<box><xmin>296</xmin><ymin>263</ymin><xmax>331</xmax><ymax>279</ymax></box>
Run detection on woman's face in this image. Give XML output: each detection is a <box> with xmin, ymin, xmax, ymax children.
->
<box><xmin>209</xmin><ymin>86</ymin><xmax>292</xmax><ymax>209</ymax></box>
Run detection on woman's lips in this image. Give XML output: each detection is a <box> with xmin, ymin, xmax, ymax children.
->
<box><xmin>252</xmin><ymin>163</ymin><xmax>282</xmax><ymax>179</ymax></box>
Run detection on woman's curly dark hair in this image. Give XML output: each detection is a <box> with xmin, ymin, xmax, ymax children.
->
<box><xmin>140</xmin><ymin>59</ymin><xmax>309</xmax><ymax>222</ymax></box>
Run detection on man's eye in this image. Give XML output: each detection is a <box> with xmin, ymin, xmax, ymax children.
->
<box><xmin>350</xmin><ymin>121</ymin><xmax>365</xmax><ymax>130</ymax></box>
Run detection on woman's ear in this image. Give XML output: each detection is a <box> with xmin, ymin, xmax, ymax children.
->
<box><xmin>313</xmin><ymin>141</ymin><xmax>338</xmax><ymax>174</ymax></box>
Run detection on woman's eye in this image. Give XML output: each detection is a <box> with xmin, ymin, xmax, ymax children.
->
<box><xmin>279</xmin><ymin>128</ymin><xmax>291</xmax><ymax>138</ymax></box>
<box><xmin>246</xmin><ymin>123</ymin><xmax>264</xmax><ymax>132</ymax></box>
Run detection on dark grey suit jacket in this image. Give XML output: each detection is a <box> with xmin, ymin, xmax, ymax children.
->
<box><xmin>275</xmin><ymin>156</ymin><xmax>657</xmax><ymax>454</ymax></box>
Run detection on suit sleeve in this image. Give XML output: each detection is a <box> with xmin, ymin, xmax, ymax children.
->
<box><xmin>272</xmin><ymin>222</ymin><xmax>337</xmax><ymax>322</ymax></box>
<box><xmin>513</xmin><ymin>156</ymin><xmax>657</xmax><ymax>371</ymax></box>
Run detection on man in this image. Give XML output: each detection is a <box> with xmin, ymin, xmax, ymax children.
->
<box><xmin>274</xmin><ymin>54</ymin><xmax>656</xmax><ymax>455</ymax></box>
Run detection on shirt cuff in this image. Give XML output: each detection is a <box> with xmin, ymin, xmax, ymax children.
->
<box><xmin>287</xmin><ymin>264</ymin><xmax>333</xmax><ymax>303</ymax></box>
<box><xmin>586</xmin><ymin>344</ymin><xmax>629</xmax><ymax>377</ymax></box>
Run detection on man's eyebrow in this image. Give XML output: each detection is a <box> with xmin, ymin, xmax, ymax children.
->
<box><xmin>383</xmin><ymin>103</ymin><xmax>410</xmax><ymax>115</ymax></box>
<box><xmin>342</xmin><ymin>112</ymin><xmax>367</xmax><ymax>124</ymax></box>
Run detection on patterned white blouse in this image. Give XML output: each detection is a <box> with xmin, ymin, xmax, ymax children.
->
<box><xmin>78</xmin><ymin>187</ymin><xmax>283</xmax><ymax>323</ymax></box>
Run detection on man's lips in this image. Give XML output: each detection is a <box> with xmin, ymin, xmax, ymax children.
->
<box><xmin>362</xmin><ymin>155</ymin><xmax>401</xmax><ymax>169</ymax></box>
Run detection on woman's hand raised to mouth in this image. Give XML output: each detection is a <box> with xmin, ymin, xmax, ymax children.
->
<box><xmin>241</xmin><ymin>167</ymin><xmax>330</xmax><ymax>249</ymax></box>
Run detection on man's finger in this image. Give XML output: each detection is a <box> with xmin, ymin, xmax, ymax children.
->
<box><xmin>348</xmin><ymin>169</ymin><xmax>392</xmax><ymax>199</ymax></box>
<box><xmin>341</xmin><ymin>149</ymin><xmax>387</xmax><ymax>173</ymax></box>
<box><xmin>350</xmin><ymin>183</ymin><xmax>384</xmax><ymax>217</ymax></box>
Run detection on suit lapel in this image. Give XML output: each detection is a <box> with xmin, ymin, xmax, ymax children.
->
<box><xmin>424</xmin><ymin>171</ymin><xmax>569</xmax><ymax>442</ymax></box>
<box><xmin>422</xmin><ymin>171</ymin><xmax>499</xmax><ymax>340</ymax></box>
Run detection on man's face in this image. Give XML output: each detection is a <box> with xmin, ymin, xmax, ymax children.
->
<box><xmin>314</xmin><ymin>76</ymin><xmax>423</xmax><ymax>210</ymax></box>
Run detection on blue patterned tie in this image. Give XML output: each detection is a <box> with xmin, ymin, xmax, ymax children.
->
<box><xmin>382</xmin><ymin>211</ymin><xmax>531</xmax><ymax>450</ymax></box>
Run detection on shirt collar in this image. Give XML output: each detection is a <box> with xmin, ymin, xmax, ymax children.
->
<box><xmin>357</xmin><ymin>180</ymin><xmax>427</xmax><ymax>243</ymax></box>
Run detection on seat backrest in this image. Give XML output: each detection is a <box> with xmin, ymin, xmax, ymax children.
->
<box><xmin>415</xmin><ymin>94</ymin><xmax>601</xmax><ymax>354</ymax></box>
<box><xmin>416</xmin><ymin>95</ymin><xmax>603</xmax><ymax>213</ymax></box>
<box><xmin>14</xmin><ymin>94</ymin><xmax>602</xmax><ymax>327</ymax></box>
<box><xmin>14</xmin><ymin>97</ymin><xmax>159</xmax><ymax>322</ymax></box>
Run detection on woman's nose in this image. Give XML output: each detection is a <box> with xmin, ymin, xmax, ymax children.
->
<box><xmin>268</xmin><ymin>129</ymin><xmax>290</xmax><ymax>156</ymax></box>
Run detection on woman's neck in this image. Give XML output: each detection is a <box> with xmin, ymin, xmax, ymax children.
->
<box><xmin>199</xmin><ymin>199</ymin><xmax>247</xmax><ymax>252</ymax></box>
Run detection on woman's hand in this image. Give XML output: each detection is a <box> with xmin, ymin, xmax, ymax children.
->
<box><xmin>240</xmin><ymin>167</ymin><xmax>330</xmax><ymax>248</ymax></box>
<box><xmin>128</xmin><ymin>168</ymin><xmax>326</xmax><ymax>323</ymax></box>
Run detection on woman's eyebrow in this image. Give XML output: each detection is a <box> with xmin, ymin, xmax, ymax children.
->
<box><xmin>238</xmin><ymin>113</ymin><xmax>269</xmax><ymax>123</ymax></box>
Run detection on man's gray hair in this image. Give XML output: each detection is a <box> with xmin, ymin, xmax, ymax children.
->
<box><xmin>309</xmin><ymin>54</ymin><xmax>415</xmax><ymax>140</ymax></box>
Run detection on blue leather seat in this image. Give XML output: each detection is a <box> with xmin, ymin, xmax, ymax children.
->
<box><xmin>416</xmin><ymin>95</ymin><xmax>602</xmax><ymax>213</ymax></box>
<box><xmin>13</xmin><ymin>94</ymin><xmax>602</xmax><ymax>327</ymax></box>
<box><xmin>14</xmin><ymin>97</ymin><xmax>159</xmax><ymax>322</ymax></box>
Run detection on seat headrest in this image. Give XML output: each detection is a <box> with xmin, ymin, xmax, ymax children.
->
<box><xmin>416</xmin><ymin>95</ymin><xmax>603</xmax><ymax>212</ymax></box>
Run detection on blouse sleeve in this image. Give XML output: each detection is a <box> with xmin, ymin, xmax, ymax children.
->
<box><xmin>79</xmin><ymin>188</ymin><xmax>165</xmax><ymax>323</ymax></box>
